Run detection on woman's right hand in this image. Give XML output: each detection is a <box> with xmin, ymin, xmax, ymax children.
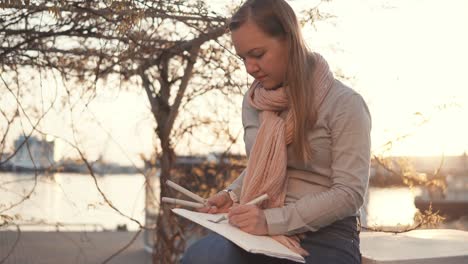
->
<box><xmin>198</xmin><ymin>191</ymin><xmax>233</xmax><ymax>214</ymax></box>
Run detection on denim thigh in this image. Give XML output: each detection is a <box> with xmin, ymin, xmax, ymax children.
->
<box><xmin>181</xmin><ymin>216</ymin><xmax>361</xmax><ymax>264</ymax></box>
<box><xmin>181</xmin><ymin>232</ymin><xmax>251</xmax><ymax>264</ymax></box>
<box><xmin>301</xmin><ymin>216</ymin><xmax>361</xmax><ymax>264</ymax></box>
<box><xmin>247</xmin><ymin>216</ymin><xmax>361</xmax><ymax>264</ymax></box>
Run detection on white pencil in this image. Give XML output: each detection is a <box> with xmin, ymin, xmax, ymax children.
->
<box><xmin>162</xmin><ymin>197</ymin><xmax>205</xmax><ymax>209</ymax></box>
<box><xmin>246</xmin><ymin>193</ymin><xmax>269</xmax><ymax>205</ymax></box>
<box><xmin>166</xmin><ymin>180</ymin><xmax>206</xmax><ymax>204</ymax></box>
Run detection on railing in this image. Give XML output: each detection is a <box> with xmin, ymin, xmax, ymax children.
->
<box><xmin>3</xmin><ymin>222</ymin><xmax>107</xmax><ymax>232</ymax></box>
<box><xmin>143</xmin><ymin>209</ymin><xmax>157</xmax><ymax>253</ymax></box>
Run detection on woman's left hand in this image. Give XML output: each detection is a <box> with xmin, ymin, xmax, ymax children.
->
<box><xmin>227</xmin><ymin>204</ymin><xmax>268</xmax><ymax>235</ymax></box>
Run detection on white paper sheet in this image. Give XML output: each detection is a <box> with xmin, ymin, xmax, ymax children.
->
<box><xmin>172</xmin><ymin>208</ymin><xmax>305</xmax><ymax>263</ymax></box>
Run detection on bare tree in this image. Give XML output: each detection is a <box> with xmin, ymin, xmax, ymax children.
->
<box><xmin>1</xmin><ymin>0</ymin><xmax>354</xmax><ymax>262</ymax></box>
<box><xmin>1</xmin><ymin>0</ymin><xmax>247</xmax><ymax>262</ymax></box>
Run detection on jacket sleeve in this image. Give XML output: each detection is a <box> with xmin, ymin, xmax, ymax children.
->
<box><xmin>263</xmin><ymin>93</ymin><xmax>372</xmax><ymax>235</ymax></box>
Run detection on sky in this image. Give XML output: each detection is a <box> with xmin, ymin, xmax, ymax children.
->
<box><xmin>301</xmin><ymin>0</ymin><xmax>468</xmax><ymax>157</ymax></box>
<box><xmin>2</xmin><ymin>0</ymin><xmax>468</xmax><ymax>166</ymax></box>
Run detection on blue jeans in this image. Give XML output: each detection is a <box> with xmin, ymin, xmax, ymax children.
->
<box><xmin>181</xmin><ymin>216</ymin><xmax>361</xmax><ymax>264</ymax></box>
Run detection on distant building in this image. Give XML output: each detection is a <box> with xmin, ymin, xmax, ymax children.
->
<box><xmin>371</xmin><ymin>154</ymin><xmax>468</xmax><ymax>176</ymax></box>
<box><xmin>406</xmin><ymin>155</ymin><xmax>468</xmax><ymax>174</ymax></box>
<box><xmin>12</xmin><ymin>135</ymin><xmax>55</xmax><ymax>170</ymax></box>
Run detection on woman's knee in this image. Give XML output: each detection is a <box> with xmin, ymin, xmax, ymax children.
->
<box><xmin>181</xmin><ymin>233</ymin><xmax>248</xmax><ymax>264</ymax></box>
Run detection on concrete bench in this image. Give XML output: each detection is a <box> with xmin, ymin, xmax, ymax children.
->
<box><xmin>361</xmin><ymin>229</ymin><xmax>468</xmax><ymax>263</ymax></box>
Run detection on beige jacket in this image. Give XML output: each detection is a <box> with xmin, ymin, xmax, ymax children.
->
<box><xmin>228</xmin><ymin>80</ymin><xmax>372</xmax><ymax>236</ymax></box>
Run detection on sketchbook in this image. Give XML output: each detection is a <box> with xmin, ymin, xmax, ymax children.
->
<box><xmin>172</xmin><ymin>208</ymin><xmax>305</xmax><ymax>263</ymax></box>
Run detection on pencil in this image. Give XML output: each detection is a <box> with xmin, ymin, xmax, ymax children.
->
<box><xmin>161</xmin><ymin>197</ymin><xmax>205</xmax><ymax>209</ymax></box>
<box><xmin>166</xmin><ymin>180</ymin><xmax>206</xmax><ymax>204</ymax></box>
<box><xmin>246</xmin><ymin>193</ymin><xmax>269</xmax><ymax>205</ymax></box>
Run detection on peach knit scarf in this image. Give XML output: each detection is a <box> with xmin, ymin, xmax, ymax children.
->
<box><xmin>239</xmin><ymin>53</ymin><xmax>334</xmax><ymax>256</ymax></box>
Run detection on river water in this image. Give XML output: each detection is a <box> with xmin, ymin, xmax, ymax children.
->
<box><xmin>1</xmin><ymin>172</ymin><xmax>466</xmax><ymax>231</ymax></box>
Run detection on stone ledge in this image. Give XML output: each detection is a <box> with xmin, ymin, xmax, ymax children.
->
<box><xmin>361</xmin><ymin>229</ymin><xmax>468</xmax><ymax>264</ymax></box>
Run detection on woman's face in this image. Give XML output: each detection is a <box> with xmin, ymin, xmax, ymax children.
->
<box><xmin>231</xmin><ymin>20</ymin><xmax>288</xmax><ymax>89</ymax></box>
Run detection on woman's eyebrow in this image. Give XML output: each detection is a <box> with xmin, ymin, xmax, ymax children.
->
<box><xmin>247</xmin><ymin>48</ymin><xmax>264</xmax><ymax>54</ymax></box>
<box><xmin>237</xmin><ymin>47</ymin><xmax>265</xmax><ymax>58</ymax></box>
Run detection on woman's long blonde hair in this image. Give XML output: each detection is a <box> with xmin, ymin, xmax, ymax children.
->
<box><xmin>229</xmin><ymin>0</ymin><xmax>316</xmax><ymax>162</ymax></box>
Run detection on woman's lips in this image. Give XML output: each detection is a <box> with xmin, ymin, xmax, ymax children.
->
<box><xmin>256</xmin><ymin>75</ymin><xmax>267</xmax><ymax>81</ymax></box>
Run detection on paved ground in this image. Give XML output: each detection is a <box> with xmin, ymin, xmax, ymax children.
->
<box><xmin>2</xmin><ymin>229</ymin><xmax>468</xmax><ymax>264</ymax></box>
<box><xmin>0</xmin><ymin>231</ymin><xmax>151</xmax><ymax>264</ymax></box>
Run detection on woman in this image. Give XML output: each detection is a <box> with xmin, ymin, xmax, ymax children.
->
<box><xmin>182</xmin><ymin>0</ymin><xmax>371</xmax><ymax>263</ymax></box>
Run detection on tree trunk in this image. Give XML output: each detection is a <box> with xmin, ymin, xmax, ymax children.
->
<box><xmin>153</xmin><ymin>138</ymin><xmax>183</xmax><ymax>263</ymax></box>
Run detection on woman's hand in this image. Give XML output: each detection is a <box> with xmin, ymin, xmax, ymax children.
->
<box><xmin>197</xmin><ymin>191</ymin><xmax>233</xmax><ymax>214</ymax></box>
<box><xmin>227</xmin><ymin>204</ymin><xmax>268</xmax><ymax>235</ymax></box>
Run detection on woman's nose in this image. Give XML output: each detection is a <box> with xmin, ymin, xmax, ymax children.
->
<box><xmin>245</xmin><ymin>58</ymin><xmax>259</xmax><ymax>75</ymax></box>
